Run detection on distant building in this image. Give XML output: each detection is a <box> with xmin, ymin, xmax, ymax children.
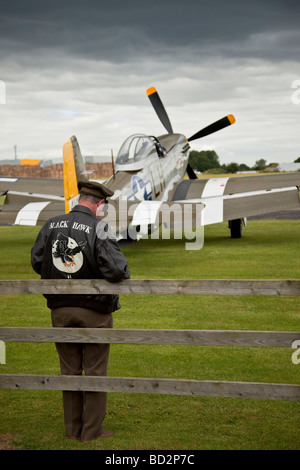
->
<box><xmin>0</xmin><ymin>156</ymin><xmax>113</xmax><ymax>179</ymax></box>
<box><xmin>0</xmin><ymin>156</ymin><xmax>111</xmax><ymax>167</ymax></box>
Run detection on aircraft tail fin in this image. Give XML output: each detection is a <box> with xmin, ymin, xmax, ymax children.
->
<box><xmin>63</xmin><ymin>135</ymin><xmax>88</xmax><ymax>213</ymax></box>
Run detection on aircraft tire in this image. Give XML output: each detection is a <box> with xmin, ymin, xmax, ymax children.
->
<box><xmin>229</xmin><ymin>219</ymin><xmax>243</xmax><ymax>238</ymax></box>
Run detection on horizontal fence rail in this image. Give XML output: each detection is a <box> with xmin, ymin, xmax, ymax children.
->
<box><xmin>1</xmin><ymin>375</ymin><xmax>299</xmax><ymax>401</ymax></box>
<box><xmin>0</xmin><ymin>279</ymin><xmax>299</xmax><ymax>402</ymax></box>
<box><xmin>0</xmin><ymin>278</ymin><xmax>300</xmax><ymax>296</ymax></box>
<box><xmin>0</xmin><ymin>327</ymin><xmax>299</xmax><ymax>348</ymax></box>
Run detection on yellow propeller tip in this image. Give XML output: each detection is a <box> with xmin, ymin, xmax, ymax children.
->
<box><xmin>228</xmin><ymin>114</ymin><xmax>236</xmax><ymax>124</ymax></box>
<box><xmin>147</xmin><ymin>86</ymin><xmax>157</xmax><ymax>96</ymax></box>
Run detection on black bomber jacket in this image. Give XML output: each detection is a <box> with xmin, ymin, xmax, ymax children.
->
<box><xmin>31</xmin><ymin>205</ymin><xmax>130</xmax><ymax>313</ymax></box>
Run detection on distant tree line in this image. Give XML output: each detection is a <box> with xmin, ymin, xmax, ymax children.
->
<box><xmin>188</xmin><ymin>150</ymin><xmax>278</xmax><ymax>173</ymax></box>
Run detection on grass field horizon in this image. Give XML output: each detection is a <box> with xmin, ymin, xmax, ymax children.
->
<box><xmin>0</xmin><ymin>220</ymin><xmax>299</xmax><ymax>450</ymax></box>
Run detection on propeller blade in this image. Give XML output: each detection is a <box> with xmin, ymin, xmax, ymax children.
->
<box><xmin>147</xmin><ymin>87</ymin><xmax>173</xmax><ymax>134</ymax></box>
<box><xmin>188</xmin><ymin>114</ymin><xmax>235</xmax><ymax>142</ymax></box>
<box><xmin>186</xmin><ymin>163</ymin><xmax>198</xmax><ymax>179</ymax></box>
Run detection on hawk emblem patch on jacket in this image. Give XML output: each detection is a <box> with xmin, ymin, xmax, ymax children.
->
<box><xmin>52</xmin><ymin>232</ymin><xmax>86</xmax><ymax>273</ymax></box>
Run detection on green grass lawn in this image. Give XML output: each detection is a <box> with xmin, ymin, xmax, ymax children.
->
<box><xmin>0</xmin><ymin>220</ymin><xmax>299</xmax><ymax>450</ymax></box>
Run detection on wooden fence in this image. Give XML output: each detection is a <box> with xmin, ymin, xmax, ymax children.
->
<box><xmin>0</xmin><ymin>279</ymin><xmax>299</xmax><ymax>401</ymax></box>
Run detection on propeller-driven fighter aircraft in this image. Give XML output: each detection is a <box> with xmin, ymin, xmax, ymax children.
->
<box><xmin>1</xmin><ymin>87</ymin><xmax>299</xmax><ymax>246</ymax></box>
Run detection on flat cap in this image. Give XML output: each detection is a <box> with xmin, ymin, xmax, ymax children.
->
<box><xmin>78</xmin><ymin>180</ymin><xmax>114</xmax><ymax>200</ymax></box>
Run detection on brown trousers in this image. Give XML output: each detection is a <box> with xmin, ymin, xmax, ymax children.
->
<box><xmin>51</xmin><ymin>307</ymin><xmax>113</xmax><ymax>439</ymax></box>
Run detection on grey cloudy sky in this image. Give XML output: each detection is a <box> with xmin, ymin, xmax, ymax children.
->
<box><xmin>0</xmin><ymin>0</ymin><xmax>299</xmax><ymax>166</ymax></box>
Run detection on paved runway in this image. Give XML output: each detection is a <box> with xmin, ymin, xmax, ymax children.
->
<box><xmin>248</xmin><ymin>207</ymin><xmax>300</xmax><ymax>220</ymax></box>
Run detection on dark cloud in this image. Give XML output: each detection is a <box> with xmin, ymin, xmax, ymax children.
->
<box><xmin>1</xmin><ymin>0</ymin><xmax>299</xmax><ymax>62</ymax></box>
<box><xmin>0</xmin><ymin>1</ymin><xmax>299</xmax><ymax>165</ymax></box>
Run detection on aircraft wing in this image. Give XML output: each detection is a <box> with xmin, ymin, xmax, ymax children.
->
<box><xmin>0</xmin><ymin>199</ymin><xmax>66</xmax><ymax>226</ymax></box>
<box><xmin>0</xmin><ymin>176</ymin><xmax>63</xmax><ymax>196</ymax></box>
<box><xmin>170</xmin><ymin>173</ymin><xmax>300</xmax><ymax>225</ymax></box>
<box><xmin>0</xmin><ymin>176</ymin><xmax>65</xmax><ymax>225</ymax></box>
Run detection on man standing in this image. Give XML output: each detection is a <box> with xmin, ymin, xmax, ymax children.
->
<box><xmin>31</xmin><ymin>181</ymin><xmax>130</xmax><ymax>442</ymax></box>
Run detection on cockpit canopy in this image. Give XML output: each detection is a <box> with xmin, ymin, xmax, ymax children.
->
<box><xmin>115</xmin><ymin>134</ymin><xmax>165</xmax><ymax>169</ymax></box>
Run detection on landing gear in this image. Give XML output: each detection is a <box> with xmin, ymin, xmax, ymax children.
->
<box><xmin>228</xmin><ymin>218</ymin><xmax>246</xmax><ymax>238</ymax></box>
